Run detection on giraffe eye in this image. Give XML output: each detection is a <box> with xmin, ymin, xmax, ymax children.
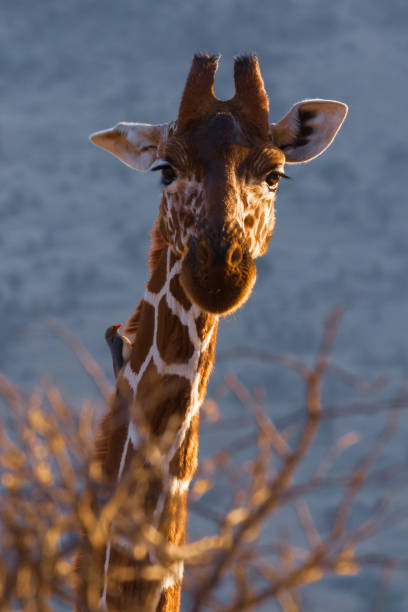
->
<box><xmin>151</xmin><ymin>162</ymin><xmax>178</xmax><ymax>186</ymax></box>
<box><xmin>161</xmin><ymin>165</ymin><xmax>177</xmax><ymax>186</ymax></box>
<box><xmin>265</xmin><ymin>170</ymin><xmax>291</xmax><ymax>190</ymax></box>
<box><xmin>265</xmin><ymin>171</ymin><xmax>281</xmax><ymax>189</ymax></box>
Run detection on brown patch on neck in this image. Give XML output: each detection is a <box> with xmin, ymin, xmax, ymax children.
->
<box><xmin>157</xmin><ymin>296</ymin><xmax>194</xmax><ymax>364</ymax></box>
<box><xmin>123</xmin><ymin>299</ymin><xmax>142</xmax><ymax>338</ymax></box>
<box><xmin>159</xmin><ymin>488</ymin><xmax>188</xmax><ymax>547</ymax></box>
<box><xmin>169</xmin><ymin>274</ymin><xmax>192</xmax><ymax>311</ymax></box>
<box><xmin>94</xmin><ymin>388</ymin><xmax>132</xmax><ymax>481</ymax></box>
<box><xmin>195</xmin><ymin>312</ymin><xmax>217</xmax><ymax>341</ymax></box>
<box><xmin>169</xmin><ymin>411</ymin><xmax>200</xmax><ymax>481</ymax></box>
<box><xmin>130</xmin><ymin>300</ymin><xmax>155</xmax><ymax>374</ymax></box>
<box><xmin>134</xmin><ymin>359</ymin><xmax>192</xmax><ymax>440</ymax></box>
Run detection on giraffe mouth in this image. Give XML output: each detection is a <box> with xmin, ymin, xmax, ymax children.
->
<box><xmin>180</xmin><ymin>238</ymin><xmax>257</xmax><ymax>315</ymax></box>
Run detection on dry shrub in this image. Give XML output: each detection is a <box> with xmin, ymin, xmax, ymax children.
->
<box><xmin>0</xmin><ymin>309</ymin><xmax>407</xmax><ymax>611</ymax></box>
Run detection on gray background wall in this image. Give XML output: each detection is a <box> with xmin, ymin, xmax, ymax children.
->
<box><xmin>1</xmin><ymin>1</ymin><xmax>408</xmax><ymax>609</ymax></box>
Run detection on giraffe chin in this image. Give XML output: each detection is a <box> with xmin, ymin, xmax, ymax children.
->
<box><xmin>180</xmin><ymin>259</ymin><xmax>257</xmax><ymax>315</ymax></box>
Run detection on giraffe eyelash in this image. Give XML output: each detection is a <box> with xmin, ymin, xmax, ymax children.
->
<box><xmin>266</xmin><ymin>170</ymin><xmax>291</xmax><ymax>180</ymax></box>
<box><xmin>151</xmin><ymin>162</ymin><xmax>174</xmax><ymax>172</ymax></box>
<box><xmin>264</xmin><ymin>170</ymin><xmax>291</xmax><ymax>190</ymax></box>
<box><xmin>151</xmin><ymin>162</ymin><xmax>178</xmax><ymax>186</ymax></box>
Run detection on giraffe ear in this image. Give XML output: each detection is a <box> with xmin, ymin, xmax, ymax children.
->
<box><xmin>270</xmin><ymin>100</ymin><xmax>348</xmax><ymax>164</ymax></box>
<box><xmin>89</xmin><ymin>122</ymin><xmax>171</xmax><ymax>170</ymax></box>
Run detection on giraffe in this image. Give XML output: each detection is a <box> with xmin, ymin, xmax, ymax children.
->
<box><xmin>75</xmin><ymin>54</ymin><xmax>347</xmax><ymax>611</ymax></box>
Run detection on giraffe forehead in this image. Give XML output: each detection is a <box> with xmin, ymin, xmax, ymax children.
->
<box><xmin>199</xmin><ymin>113</ymin><xmax>246</xmax><ymax>148</ymax></box>
<box><xmin>160</xmin><ymin>113</ymin><xmax>250</xmax><ymax>176</ymax></box>
<box><xmin>189</xmin><ymin>113</ymin><xmax>252</xmax><ymax>169</ymax></box>
<box><xmin>163</xmin><ymin>113</ymin><xmax>285</xmax><ymax>181</ymax></box>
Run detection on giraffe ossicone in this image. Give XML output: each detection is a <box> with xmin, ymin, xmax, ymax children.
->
<box><xmin>76</xmin><ymin>54</ymin><xmax>347</xmax><ymax>611</ymax></box>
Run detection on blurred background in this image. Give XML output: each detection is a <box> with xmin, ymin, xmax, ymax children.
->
<box><xmin>1</xmin><ymin>1</ymin><xmax>408</xmax><ymax>609</ymax></box>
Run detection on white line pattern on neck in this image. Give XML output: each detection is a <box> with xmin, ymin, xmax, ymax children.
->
<box><xmin>101</xmin><ymin>247</ymin><xmax>218</xmax><ymax>606</ymax></box>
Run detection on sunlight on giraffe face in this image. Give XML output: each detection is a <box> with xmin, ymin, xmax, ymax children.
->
<box><xmin>154</xmin><ymin>112</ymin><xmax>286</xmax><ymax>315</ymax></box>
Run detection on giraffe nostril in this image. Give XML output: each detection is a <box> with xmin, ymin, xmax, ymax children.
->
<box><xmin>226</xmin><ymin>243</ymin><xmax>243</xmax><ymax>267</ymax></box>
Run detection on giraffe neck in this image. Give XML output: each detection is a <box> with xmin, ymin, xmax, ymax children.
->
<box><xmin>126</xmin><ymin>245</ymin><xmax>217</xmax><ymax>442</ymax></box>
<box><xmin>98</xmin><ymin>246</ymin><xmax>218</xmax><ymax>611</ymax></box>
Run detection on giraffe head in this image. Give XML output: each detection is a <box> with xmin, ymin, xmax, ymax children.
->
<box><xmin>91</xmin><ymin>54</ymin><xmax>347</xmax><ymax>315</ymax></box>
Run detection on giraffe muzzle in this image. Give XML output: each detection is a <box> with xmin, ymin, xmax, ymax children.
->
<box><xmin>180</xmin><ymin>236</ymin><xmax>257</xmax><ymax>315</ymax></box>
